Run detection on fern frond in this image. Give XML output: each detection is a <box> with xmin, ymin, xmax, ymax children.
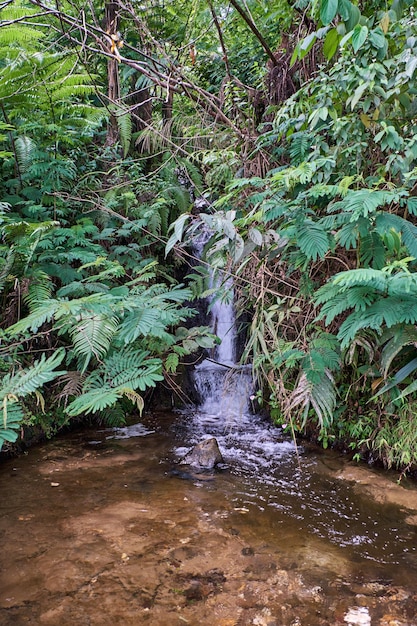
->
<box><xmin>23</xmin><ymin>270</ymin><xmax>52</xmax><ymax>311</ymax></box>
<box><xmin>0</xmin><ymin>26</ymin><xmax>44</xmax><ymax>46</ymax></box>
<box><xmin>165</xmin><ymin>352</ymin><xmax>179</xmax><ymax>373</ymax></box>
<box><xmin>338</xmin><ymin>297</ymin><xmax>417</xmax><ymax>347</ymax></box>
<box><xmin>0</xmin><ymin>401</ymin><xmax>22</xmax><ymax>449</ymax></box>
<box><xmin>296</xmin><ymin>219</ymin><xmax>330</xmax><ymax>261</ymax></box>
<box><xmin>70</xmin><ymin>313</ymin><xmax>119</xmax><ymax>372</ymax></box>
<box><xmin>101</xmin><ymin>348</ymin><xmax>163</xmax><ymax>390</ymax></box>
<box><xmin>286</xmin><ymin>372</ymin><xmax>311</xmax><ymax>414</ymax></box>
<box><xmin>340</xmin><ymin>189</ymin><xmax>399</xmax><ymax>219</ymax></box>
<box><xmin>332</xmin><ymin>268</ymin><xmax>389</xmax><ymax>291</ymax></box>
<box><xmin>0</xmin><ymin>349</ymin><xmax>66</xmax><ymax>449</ymax></box>
<box><xmin>98</xmin><ymin>404</ymin><xmax>126</xmax><ymax>427</ymax></box>
<box><xmin>116</xmin><ymin>308</ymin><xmax>163</xmax><ymax>343</ymax></box>
<box><xmin>56</xmin><ymin>371</ymin><xmax>85</xmax><ymax>404</ymax></box>
<box><xmin>116</xmin><ymin>110</ymin><xmax>132</xmax><ymax>157</ymax></box>
<box><xmin>118</xmin><ymin>387</ymin><xmax>144</xmax><ymax>413</ymax></box>
<box><xmin>66</xmin><ymin>386</ymin><xmax>121</xmax><ymax>416</ymax></box>
<box><xmin>360</xmin><ymin>232</ymin><xmax>385</xmax><ymax>269</ymax></box>
<box><xmin>14</xmin><ymin>135</ymin><xmax>36</xmax><ymax>173</ymax></box>
<box><xmin>1</xmin><ymin>348</ymin><xmax>66</xmax><ymax>398</ymax></box>
<box><xmin>289</xmin><ymin>131</ymin><xmax>313</xmax><ymax>164</ymax></box>
<box><xmin>8</xmin><ymin>298</ymin><xmax>61</xmax><ymax>334</ymax></box>
<box><xmin>0</xmin><ymin>248</ymin><xmax>15</xmax><ymax>294</ymax></box>
<box><xmin>309</xmin><ymin>371</ymin><xmax>337</xmax><ymax>429</ymax></box>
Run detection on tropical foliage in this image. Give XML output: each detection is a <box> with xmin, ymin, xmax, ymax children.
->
<box><xmin>1</xmin><ymin>0</ymin><xmax>417</xmax><ymax>472</ymax></box>
<box><xmin>167</xmin><ymin>0</ymin><xmax>417</xmax><ymax>471</ymax></box>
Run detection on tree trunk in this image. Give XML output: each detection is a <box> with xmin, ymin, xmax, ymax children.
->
<box><xmin>130</xmin><ymin>83</ymin><xmax>152</xmax><ymax>133</ymax></box>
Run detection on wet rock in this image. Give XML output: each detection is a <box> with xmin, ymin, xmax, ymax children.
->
<box><xmin>181</xmin><ymin>437</ymin><xmax>224</xmax><ymax>469</ymax></box>
<box><xmin>168</xmin><ymin>468</ymin><xmax>197</xmax><ymax>481</ymax></box>
<box><xmin>177</xmin><ymin>569</ymin><xmax>226</xmax><ymax>602</ymax></box>
<box><xmin>350</xmin><ymin>581</ymin><xmax>389</xmax><ymax>596</ymax></box>
<box><xmin>184</xmin><ymin>580</ymin><xmax>208</xmax><ymax>601</ymax></box>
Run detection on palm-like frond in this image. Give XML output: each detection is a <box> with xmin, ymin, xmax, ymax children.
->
<box><xmin>70</xmin><ymin>313</ymin><xmax>119</xmax><ymax>372</ymax></box>
<box><xmin>0</xmin><ymin>349</ymin><xmax>66</xmax><ymax>450</ymax></box>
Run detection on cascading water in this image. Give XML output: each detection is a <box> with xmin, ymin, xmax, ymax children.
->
<box><xmin>192</xmin><ymin>266</ymin><xmax>254</xmax><ymax>425</ymax></box>
<box><xmin>180</xmin><ymin>246</ymin><xmax>296</xmax><ymax>477</ymax></box>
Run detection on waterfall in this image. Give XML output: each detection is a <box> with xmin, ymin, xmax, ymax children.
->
<box><xmin>192</xmin><ymin>260</ymin><xmax>254</xmax><ymax>426</ymax></box>
<box><xmin>176</xmin><ymin>233</ymin><xmax>296</xmax><ymax>477</ymax></box>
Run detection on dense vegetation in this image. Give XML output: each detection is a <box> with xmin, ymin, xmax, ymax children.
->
<box><xmin>1</xmin><ymin>0</ymin><xmax>417</xmax><ymax>473</ymax></box>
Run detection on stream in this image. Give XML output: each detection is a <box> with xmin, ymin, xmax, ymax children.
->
<box><xmin>1</xmin><ymin>407</ymin><xmax>417</xmax><ymax>626</ymax></box>
<box><xmin>2</xmin><ymin>269</ymin><xmax>417</xmax><ymax>625</ymax></box>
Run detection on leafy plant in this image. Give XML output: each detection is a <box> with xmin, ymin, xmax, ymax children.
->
<box><xmin>0</xmin><ymin>349</ymin><xmax>66</xmax><ymax>450</ymax></box>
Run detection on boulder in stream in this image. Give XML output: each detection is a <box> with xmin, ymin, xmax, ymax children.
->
<box><xmin>181</xmin><ymin>437</ymin><xmax>224</xmax><ymax>470</ymax></box>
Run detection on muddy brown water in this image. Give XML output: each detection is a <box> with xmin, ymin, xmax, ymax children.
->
<box><xmin>1</xmin><ymin>409</ymin><xmax>417</xmax><ymax>626</ymax></box>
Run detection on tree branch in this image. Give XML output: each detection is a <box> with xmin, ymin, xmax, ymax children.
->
<box><xmin>228</xmin><ymin>0</ymin><xmax>277</xmax><ymax>66</ymax></box>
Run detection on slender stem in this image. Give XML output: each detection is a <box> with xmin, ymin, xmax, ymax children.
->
<box><xmin>207</xmin><ymin>0</ymin><xmax>232</xmax><ymax>79</ymax></box>
<box><xmin>228</xmin><ymin>0</ymin><xmax>277</xmax><ymax>66</ymax></box>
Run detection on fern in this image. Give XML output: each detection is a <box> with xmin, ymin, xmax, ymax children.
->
<box><xmin>165</xmin><ymin>352</ymin><xmax>180</xmax><ymax>373</ymax></box>
<box><xmin>14</xmin><ymin>136</ymin><xmax>37</xmax><ymax>173</ymax></box>
<box><xmin>112</xmin><ymin>106</ymin><xmax>132</xmax><ymax>157</ymax></box>
<box><xmin>116</xmin><ymin>308</ymin><xmax>165</xmax><ymax>343</ymax></box>
<box><xmin>69</xmin><ymin>313</ymin><xmax>119</xmax><ymax>372</ymax></box>
<box><xmin>296</xmin><ymin>219</ymin><xmax>331</xmax><ymax>261</ymax></box>
<box><xmin>289</xmin><ymin>131</ymin><xmax>314</xmax><ymax>164</ymax></box>
<box><xmin>337</xmin><ymin>298</ymin><xmax>417</xmax><ymax>347</ymax></box>
<box><xmin>100</xmin><ymin>347</ymin><xmax>162</xmax><ymax>391</ymax></box>
<box><xmin>331</xmin><ymin>189</ymin><xmax>400</xmax><ymax>220</ymax></box>
<box><xmin>359</xmin><ymin>232</ymin><xmax>386</xmax><ymax>269</ymax></box>
<box><xmin>309</xmin><ymin>371</ymin><xmax>337</xmax><ymax>429</ymax></box>
<box><xmin>66</xmin><ymin>348</ymin><xmax>163</xmax><ymax>417</ymax></box>
<box><xmin>316</xmin><ymin>268</ymin><xmax>417</xmax><ymax>348</ymax></box>
<box><xmin>23</xmin><ymin>270</ymin><xmax>52</xmax><ymax>311</ymax></box>
<box><xmin>98</xmin><ymin>405</ymin><xmax>126</xmax><ymax>427</ymax></box>
<box><xmin>0</xmin><ymin>25</ymin><xmax>44</xmax><ymax>45</ymax></box>
<box><xmin>66</xmin><ymin>386</ymin><xmax>121</xmax><ymax>416</ymax></box>
<box><xmin>0</xmin><ymin>349</ymin><xmax>66</xmax><ymax>450</ymax></box>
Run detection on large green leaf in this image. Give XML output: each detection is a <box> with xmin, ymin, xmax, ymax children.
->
<box><xmin>351</xmin><ymin>25</ymin><xmax>368</xmax><ymax>52</ymax></box>
<box><xmin>320</xmin><ymin>0</ymin><xmax>338</xmax><ymax>24</ymax></box>
<box><xmin>323</xmin><ymin>28</ymin><xmax>340</xmax><ymax>59</ymax></box>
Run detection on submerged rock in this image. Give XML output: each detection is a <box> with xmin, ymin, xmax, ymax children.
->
<box><xmin>181</xmin><ymin>437</ymin><xmax>224</xmax><ymax>469</ymax></box>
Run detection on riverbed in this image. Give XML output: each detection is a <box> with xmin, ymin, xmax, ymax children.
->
<box><xmin>0</xmin><ymin>409</ymin><xmax>416</xmax><ymax>625</ymax></box>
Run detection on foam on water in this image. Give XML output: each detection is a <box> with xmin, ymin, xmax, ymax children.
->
<box><xmin>107</xmin><ymin>423</ymin><xmax>155</xmax><ymax>439</ymax></box>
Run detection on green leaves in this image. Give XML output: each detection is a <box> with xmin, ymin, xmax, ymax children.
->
<box><xmin>0</xmin><ymin>349</ymin><xmax>66</xmax><ymax>450</ymax></box>
<box><xmin>297</xmin><ymin>220</ymin><xmax>330</xmax><ymax>261</ymax></box>
<box><xmin>323</xmin><ymin>28</ymin><xmax>340</xmax><ymax>60</ymax></box>
<box><xmin>351</xmin><ymin>24</ymin><xmax>368</xmax><ymax>52</ymax></box>
<box><xmin>66</xmin><ymin>347</ymin><xmax>163</xmax><ymax>417</ymax></box>
<box><xmin>320</xmin><ymin>0</ymin><xmax>338</xmax><ymax>25</ymax></box>
<box><xmin>316</xmin><ymin>269</ymin><xmax>417</xmax><ymax>347</ymax></box>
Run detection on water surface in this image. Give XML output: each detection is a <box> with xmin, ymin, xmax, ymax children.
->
<box><xmin>0</xmin><ymin>409</ymin><xmax>416</xmax><ymax>626</ymax></box>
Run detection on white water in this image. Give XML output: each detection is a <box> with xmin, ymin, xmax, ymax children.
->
<box><xmin>186</xmin><ymin>260</ymin><xmax>297</xmax><ymax>477</ymax></box>
<box><xmin>208</xmin><ymin>274</ymin><xmax>236</xmax><ymax>365</ymax></box>
<box><xmin>192</xmin><ymin>262</ymin><xmax>254</xmax><ymax>422</ymax></box>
